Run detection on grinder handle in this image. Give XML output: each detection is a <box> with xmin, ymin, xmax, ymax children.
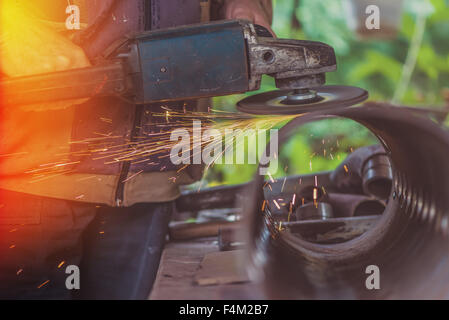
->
<box><xmin>0</xmin><ymin>62</ymin><xmax>130</xmax><ymax>107</ymax></box>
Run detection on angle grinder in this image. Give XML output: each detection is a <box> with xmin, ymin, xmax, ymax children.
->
<box><xmin>1</xmin><ymin>20</ymin><xmax>368</xmax><ymax>115</ymax></box>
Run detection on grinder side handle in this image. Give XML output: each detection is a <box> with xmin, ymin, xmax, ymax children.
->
<box><xmin>0</xmin><ymin>62</ymin><xmax>131</xmax><ymax>107</ymax></box>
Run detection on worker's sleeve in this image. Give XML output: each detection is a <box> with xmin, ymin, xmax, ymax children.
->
<box><xmin>0</xmin><ymin>1</ymin><xmax>25</xmax><ymax>74</ymax></box>
<box><xmin>210</xmin><ymin>0</ymin><xmax>273</xmax><ymax>24</ymax></box>
<box><xmin>259</xmin><ymin>0</ymin><xmax>274</xmax><ymax>24</ymax></box>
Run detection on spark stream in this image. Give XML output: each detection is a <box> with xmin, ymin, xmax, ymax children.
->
<box><xmin>22</xmin><ymin>110</ymin><xmax>292</xmax><ymax>182</ymax></box>
<box><xmin>170</xmin><ymin>120</ymin><xmax>278</xmax><ymax>175</ymax></box>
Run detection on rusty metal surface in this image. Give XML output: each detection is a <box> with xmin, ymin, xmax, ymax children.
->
<box><xmin>149</xmin><ymin>238</ymin><xmax>265</xmax><ymax>300</ymax></box>
<box><xmin>194</xmin><ymin>250</ymin><xmax>249</xmax><ymax>286</ymax></box>
<box><xmin>330</xmin><ymin>145</ymin><xmax>392</xmax><ymax>199</ymax></box>
<box><xmin>285</xmin><ymin>216</ymin><xmax>380</xmax><ymax>244</ymax></box>
<box><xmin>247</xmin><ymin>38</ymin><xmax>336</xmax><ymax>87</ymax></box>
<box><xmin>175</xmin><ymin>172</ymin><xmax>333</xmax><ymax>213</ymax></box>
<box><xmin>295</xmin><ymin>202</ymin><xmax>334</xmax><ymax>221</ymax></box>
<box><xmin>169</xmin><ymin>220</ymin><xmax>238</xmax><ymax>241</ymax></box>
<box><xmin>218</xmin><ymin>226</ymin><xmax>245</xmax><ymax>251</ymax></box>
<box><xmin>327</xmin><ymin>193</ymin><xmax>385</xmax><ymax>218</ymax></box>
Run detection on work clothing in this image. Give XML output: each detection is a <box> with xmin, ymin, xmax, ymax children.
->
<box><xmin>1</xmin><ymin>0</ymin><xmax>199</xmax><ymax>206</ymax></box>
<box><xmin>0</xmin><ymin>189</ymin><xmax>172</xmax><ymax>299</ymax></box>
<box><xmin>0</xmin><ymin>0</ymin><xmax>202</xmax><ymax>300</ymax></box>
<box><xmin>0</xmin><ymin>0</ymin><xmax>274</xmax><ymax>206</ymax></box>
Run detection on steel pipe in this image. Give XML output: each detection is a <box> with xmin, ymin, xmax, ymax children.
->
<box><xmin>242</xmin><ymin>103</ymin><xmax>449</xmax><ymax>299</ymax></box>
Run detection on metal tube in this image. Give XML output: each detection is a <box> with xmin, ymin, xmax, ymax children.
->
<box><xmin>327</xmin><ymin>193</ymin><xmax>385</xmax><ymax>217</ymax></box>
<box><xmin>362</xmin><ymin>154</ymin><xmax>393</xmax><ymax>199</ymax></box>
<box><xmin>242</xmin><ymin>104</ymin><xmax>449</xmax><ymax>299</ymax></box>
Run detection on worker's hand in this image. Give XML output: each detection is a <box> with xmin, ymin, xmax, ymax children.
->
<box><xmin>222</xmin><ymin>0</ymin><xmax>276</xmax><ymax>37</ymax></box>
<box><xmin>1</xmin><ymin>2</ymin><xmax>91</xmax><ymax>110</ymax></box>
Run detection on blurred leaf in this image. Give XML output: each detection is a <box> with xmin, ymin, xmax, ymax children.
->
<box><xmin>348</xmin><ymin>50</ymin><xmax>402</xmax><ymax>84</ymax></box>
<box><xmin>429</xmin><ymin>0</ymin><xmax>449</xmax><ymax>22</ymax></box>
<box><xmin>400</xmin><ymin>13</ymin><xmax>416</xmax><ymax>39</ymax></box>
<box><xmin>405</xmin><ymin>0</ymin><xmax>435</xmax><ymax>17</ymax></box>
<box><xmin>296</xmin><ymin>0</ymin><xmax>353</xmax><ymax>55</ymax></box>
<box><xmin>417</xmin><ymin>45</ymin><xmax>449</xmax><ymax>79</ymax></box>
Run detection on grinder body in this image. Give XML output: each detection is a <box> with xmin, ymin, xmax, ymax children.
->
<box><xmin>127</xmin><ymin>20</ymin><xmax>250</xmax><ymax>103</ymax></box>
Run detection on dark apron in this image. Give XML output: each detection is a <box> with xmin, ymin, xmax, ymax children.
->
<box><xmin>71</xmin><ymin>0</ymin><xmax>203</xmax><ymax>180</ymax></box>
<box><xmin>82</xmin><ymin>0</ymin><xmax>202</xmax><ymax>59</ymax></box>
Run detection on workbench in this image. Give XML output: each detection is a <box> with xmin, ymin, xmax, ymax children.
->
<box><xmin>149</xmin><ymin>237</ymin><xmax>265</xmax><ymax>300</ymax></box>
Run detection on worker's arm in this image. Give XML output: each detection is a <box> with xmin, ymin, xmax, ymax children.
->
<box><xmin>0</xmin><ymin>1</ymin><xmax>90</xmax><ymax>77</ymax></box>
<box><xmin>0</xmin><ymin>1</ymin><xmax>90</xmax><ymax>110</ymax></box>
<box><xmin>221</xmin><ymin>0</ymin><xmax>275</xmax><ymax>37</ymax></box>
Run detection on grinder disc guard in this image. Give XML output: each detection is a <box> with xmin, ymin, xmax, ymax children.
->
<box><xmin>237</xmin><ymin>85</ymin><xmax>368</xmax><ymax>115</ymax></box>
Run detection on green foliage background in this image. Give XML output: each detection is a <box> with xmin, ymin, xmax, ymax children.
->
<box><xmin>202</xmin><ymin>0</ymin><xmax>449</xmax><ymax>187</ymax></box>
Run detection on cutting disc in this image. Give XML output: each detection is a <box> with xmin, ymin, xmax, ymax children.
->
<box><xmin>237</xmin><ymin>85</ymin><xmax>368</xmax><ymax>115</ymax></box>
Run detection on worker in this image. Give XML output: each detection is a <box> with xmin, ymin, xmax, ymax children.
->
<box><xmin>0</xmin><ymin>0</ymin><xmax>274</xmax><ymax>299</ymax></box>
